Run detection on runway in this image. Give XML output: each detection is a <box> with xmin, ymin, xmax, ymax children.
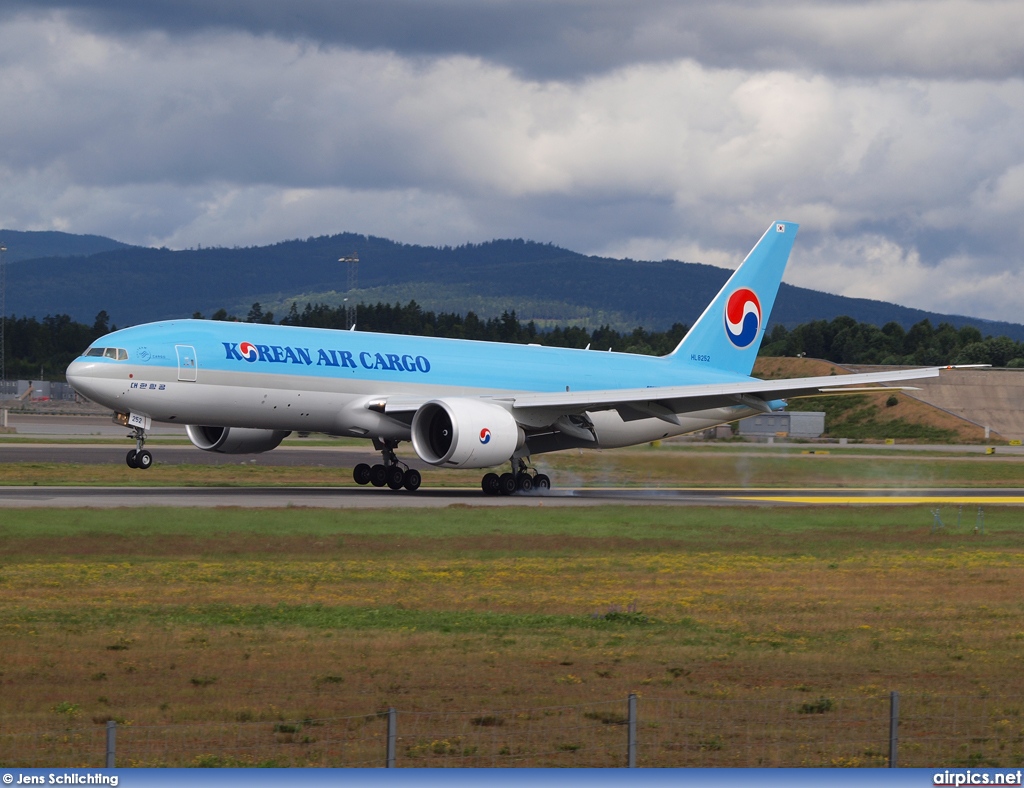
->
<box><xmin>1</xmin><ymin>485</ymin><xmax>1022</xmax><ymax>508</ymax></box>
<box><xmin>4</xmin><ymin>441</ymin><xmax>1024</xmax><ymax>469</ymax></box>
<box><xmin>4</xmin><ymin>416</ymin><xmax>1024</xmax><ymax>507</ymax></box>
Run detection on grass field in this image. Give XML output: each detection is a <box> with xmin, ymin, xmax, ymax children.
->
<box><xmin>2</xmin><ymin>504</ymin><xmax>1024</xmax><ymax>766</ymax></box>
<box><xmin>3</xmin><ymin>443</ymin><xmax>1024</xmax><ymax>488</ymax></box>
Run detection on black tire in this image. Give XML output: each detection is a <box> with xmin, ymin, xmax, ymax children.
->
<box><xmin>386</xmin><ymin>465</ymin><xmax>406</xmax><ymax>490</ymax></box>
<box><xmin>136</xmin><ymin>450</ymin><xmax>153</xmax><ymax>470</ymax></box>
<box><xmin>498</xmin><ymin>472</ymin><xmax>517</xmax><ymax>496</ymax></box>
<box><xmin>353</xmin><ymin>463</ymin><xmax>372</xmax><ymax>485</ymax></box>
<box><xmin>403</xmin><ymin>468</ymin><xmax>422</xmax><ymax>491</ymax></box>
<box><xmin>534</xmin><ymin>474</ymin><xmax>551</xmax><ymax>492</ymax></box>
<box><xmin>516</xmin><ymin>472</ymin><xmax>533</xmax><ymax>493</ymax></box>
<box><xmin>125</xmin><ymin>449</ymin><xmax>138</xmax><ymax>469</ymax></box>
<box><xmin>369</xmin><ymin>464</ymin><xmax>388</xmax><ymax>487</ymax></box>
<box><xmin>481</xmin><ymin>472</ymin><xmax>500</xmax><ymax>495</ymax></box>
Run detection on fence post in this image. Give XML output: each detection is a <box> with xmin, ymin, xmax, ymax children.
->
<box><xmin>627</xmin><ymin>693</ymin><xmax>637</xmax><ymax>768</ymax></box>
<box><xmin>386</xmin><ymin>707</ymin><xmax>397</xmax><ymax>768</ymax></box>
<box><xmin>105</xmin><ymin>720</ymin><xmax>116</xmax><ymax>768</ymax></box>
<box><xmin>888</xmin><ymin>691</ymin><xmax>899</xmax><ymax>768</ymax></box>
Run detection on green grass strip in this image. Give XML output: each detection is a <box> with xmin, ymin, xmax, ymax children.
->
<box><xmin>1</xmin><ymin>504</ymin><xmax>1021</xmax><ymax>537</ymax></box>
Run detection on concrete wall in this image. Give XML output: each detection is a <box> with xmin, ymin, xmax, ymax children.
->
<box><xmin>845</xmin><ymin>366</ymin><xmax>1024</xmax><ymax>441</ymax></box>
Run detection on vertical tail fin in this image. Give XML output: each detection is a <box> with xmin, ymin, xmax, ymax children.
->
<box><xmin>668</xmin><ymin>221</ymin><xmax>798</xmax><ymax>376</ymax></box>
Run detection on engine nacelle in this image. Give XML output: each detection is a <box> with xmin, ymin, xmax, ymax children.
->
<box><xmin>186</xmin><ymin>425</ymin><xmax>291</xmax><ymax>454</ymax></box>
<box><xmin>411</xmin><ymin>398</ymin><xmax>522</xmax><ymax>468</ymax></box>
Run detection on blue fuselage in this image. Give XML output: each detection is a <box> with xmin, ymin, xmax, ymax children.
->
<box><xmin>66</xmin><ymin>319</ymin><xmax>757</xmax><ymax>449</ymax></box>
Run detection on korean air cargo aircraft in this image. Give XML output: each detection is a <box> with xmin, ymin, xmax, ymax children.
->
<box><xmin>66</xmin><ymin>221</ymin><xmax>944</xmax><ymax>495</ymax></box>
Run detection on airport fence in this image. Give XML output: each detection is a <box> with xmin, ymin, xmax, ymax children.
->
<box><xmin>2</xmin><ymin>691</ymin><xmax>1021</xmax><ymax>768</ymax></box>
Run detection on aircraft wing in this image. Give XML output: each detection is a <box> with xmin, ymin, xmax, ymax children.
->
<box><xmin>380</xmin><ymin>366</ymin><xmax>949</xmax><ymax>426</ymax></box>
<box><xmin>505</xmin><ymin>366</ymin><xmax>944</xmax><ymax>417</ymax></box>
<box><xmin>501</xmin><ymin>366</ymin><xmax>949</xmax><ymax>425</ymax></box>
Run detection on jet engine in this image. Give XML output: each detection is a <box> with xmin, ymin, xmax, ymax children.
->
<box><xmin>411</xmin><ymin>398</ymin><xmax>522</xmax><ymax>468</ymax></box>
<box><xmin>186</xmin><ymin>425</ymin><xmax>291</xmax><ymax>454</ymax></box>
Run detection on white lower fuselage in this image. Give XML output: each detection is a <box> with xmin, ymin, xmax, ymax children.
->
<box><xmin>69</xmin><ymin>359</ymin><xmax>756</xmax><ymax>452</ymax></box>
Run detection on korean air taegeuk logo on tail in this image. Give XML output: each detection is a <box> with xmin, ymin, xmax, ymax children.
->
<box><xmin>724</xmin><ymin>288</ymin><xmax>762</xmax><ymax>348</ymax></box>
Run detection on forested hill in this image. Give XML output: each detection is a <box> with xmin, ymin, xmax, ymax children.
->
<box><xmin>3</xmin><ymin>230</ymin><xmax>1023</xmax><ymax>341</ymax></box>
<box><xmin>0</xmin><ymin>229</ymin><xmax>134</xmax><ymax>262</ymax></box>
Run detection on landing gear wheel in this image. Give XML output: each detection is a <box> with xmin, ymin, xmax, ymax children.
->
<box><xmin>534</xmin><ymin>474</ymin><xmax>551</xmax><ymax>492</ymax></box>
<box><xmin>353</xmin><ymin>463</ymin><xmax>372</xmax><ymax>485</ymax></box>
<box><xmin>403</xmin><ymin>468</ymin><xmax>422</xmax><ymax>491</ymax></box>
<box><xmin>386</xmin><ymin>465</ymin><xmax>406</xmax><ymax>490</ymax></box>
<box><xmin>516</xmin><ymin>472</ymin><xmax>533</xmax><ymax>493</ymax></box>
<box><xmin>498</xmin><ymin>472</ymin><xmax>518</xmax><ymax>496</ymax></box>
<box><xmin>481</xmin><ymin>472</ymin><xmax>500</xmax><ymax>496</ymax></box>
<box><xmin>370</xmin><ymin>464</ymin><xmax>388</xmax><ymax>487</ymax></box>
<box><xmin>126</xmin><ymin>424</ymin><xmax>150</xmax><ymax>471</ymax></box>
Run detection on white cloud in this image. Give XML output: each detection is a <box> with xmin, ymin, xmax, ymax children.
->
<box><xmin>0</xmin><ymin>9</ymin><xmax>1023</xmax><ymax>321</ymax></box>
<box><xmin>788</xmin><ymin>234</ymin><xmax>1024</xmax><ymax>322</ymax></box>
<box><xmin>154</xmin><ymin>185</ymin><xmax>481</xmax><ymax>250</ymax></box>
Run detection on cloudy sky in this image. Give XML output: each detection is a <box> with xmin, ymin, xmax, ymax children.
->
<box><xmin>1</xmin><ymin>1</ymin><xmax>1022</xmax><ymax>321</ymax></box>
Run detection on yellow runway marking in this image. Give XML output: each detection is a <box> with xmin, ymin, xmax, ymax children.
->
<box><xmin>731</xmin><ymin>495</ymin><xmax>1024</xmax><ymax>505</ymax></box>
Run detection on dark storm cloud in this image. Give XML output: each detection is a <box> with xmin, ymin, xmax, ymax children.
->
<box><xmin>4</xmin><ymin>0</ymin><xmax>1024</xmax><ymax>80</ymax></box>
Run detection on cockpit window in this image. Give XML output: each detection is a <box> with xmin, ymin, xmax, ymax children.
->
<box><xmin>84</xmin><ymin>347</ymin><xmax>128</xmax><ymax>360</ymax></box>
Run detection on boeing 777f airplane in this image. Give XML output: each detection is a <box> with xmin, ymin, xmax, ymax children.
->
<box><xmin>66</xmin><ymin>221</ymin><xmax>946</xmax><ymax>494</ymax></box>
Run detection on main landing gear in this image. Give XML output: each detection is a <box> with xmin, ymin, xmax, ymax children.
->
<box><xmin>125</xmin><ymin>426</ymin><xmax>153</xmax><ymax>470</ymax></box>
<box><xmin>481</xmin><ymin>459</ymin><xmax>550</xmax><ymax>496</ymax></box>
<box><xmin>353</xmin><ymin>438</ymin><xmax>421</xmax><ymax>492</ymax></box>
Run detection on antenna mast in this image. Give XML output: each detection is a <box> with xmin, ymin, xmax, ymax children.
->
<box><xmin>0</xmin><ymin>243</ymin><xmax>6</xmax><ymax>388</ymax></box>
<box><xmin>339</xmin><ymin>252</ymin><xmax>359</xmax><ymax>330</ymax></box>
<box><xmin>340</xmin><ymin>253</ymin><xmax>359</xmax><ymax>292</ymax></box>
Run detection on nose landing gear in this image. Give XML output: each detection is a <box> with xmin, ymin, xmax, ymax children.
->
<box><xmin>353</xmin><ymin>438</ymin><xmax>421</xmax><ymax>491</ymax></box>
<box><xmin>125</xmin><ymin>426</ymin><xmax>153</xmax><ymax>470</ymax></box>
<box><xmin>482</xmin><ymin>459</ymin><xmax>549</xmax><ymax>496</ymax></box>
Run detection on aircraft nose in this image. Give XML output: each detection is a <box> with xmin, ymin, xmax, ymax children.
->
<box><xmin>66</xmin><ymin>358</ymin><xmax>87</xmax><ymax>383</ymax></box>
<box><xmin>66</xmin><ymin>359</ymin><xmax>100</xmax><ymax>399</ymax></box>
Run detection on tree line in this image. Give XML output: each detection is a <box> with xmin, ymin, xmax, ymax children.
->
<box><xmin>2</xmin><ymin>311</ymin><xmax>113</xmax><ymax>381</ymax></box>
<box><xmin>760</xmin><ymin>316</ymin><xmax>1024</xmax><ymax>366</ymax></box>
<box><xmin>225</xmin><ymin>301</ymin><xmax>691</xmax><ymax>357</ymax></box>
<box><xmin>3</xmin><ymin>301</ymin><xmax>1023</xmax><ymax>381</ymax></box>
